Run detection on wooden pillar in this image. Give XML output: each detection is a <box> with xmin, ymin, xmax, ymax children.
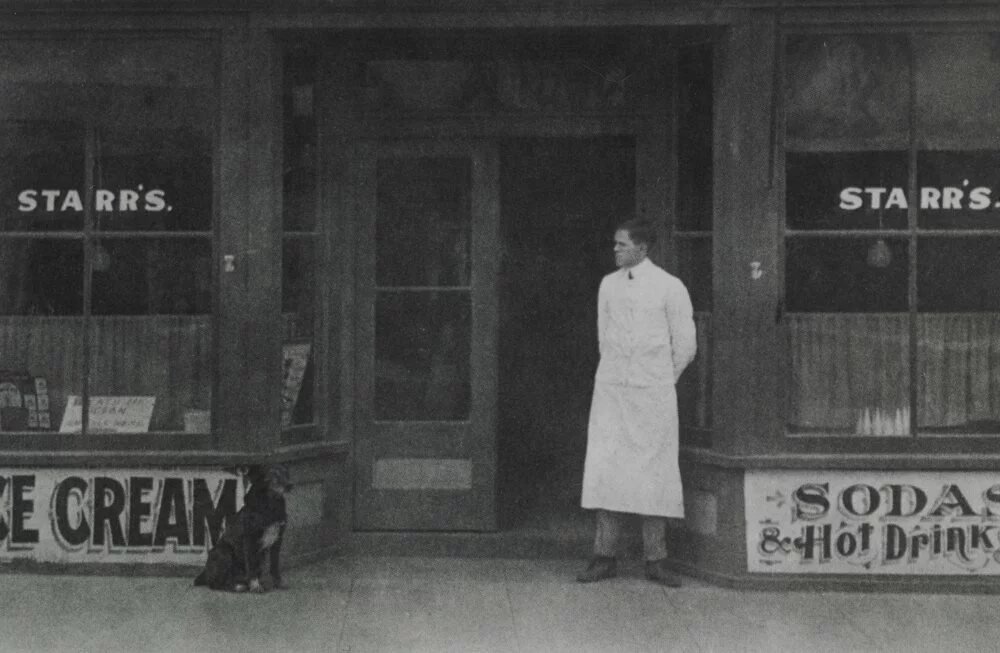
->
<box><xmin>216</xmin><ymin>22</ymin><xmax>282</xmax><ymax>453</ymax></box>
<box><xmin>711</xmin><ymin>18</ymin><xmax>783</xmax><ymax>456</ymax></box>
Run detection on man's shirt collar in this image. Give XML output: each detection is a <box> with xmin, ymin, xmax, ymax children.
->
<box><xmin>623</xmin><ymin>257</ymin><xmax>652</xmax><ymax>279</ymax></box>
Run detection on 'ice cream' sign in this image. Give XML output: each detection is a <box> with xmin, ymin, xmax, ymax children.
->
<box><xmin>840</xmin><ymin>182</ymin><xmax>996</xmax><ymax>210</ymax></box>
<box><xmin>17</xmin><ymin>187</ymin><xmax>171</xmax><ymax>212</ymax></box>
<box><xmin>0</xmin><ymin>468</ymin><xmax>242</xmax><ymax>564</ymax></box>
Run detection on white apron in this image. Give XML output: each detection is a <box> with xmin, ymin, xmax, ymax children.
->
<box><xmin>581</xmin><ymin>381</ymin><xmax>683</xmax><ymax>517</ymax></box>
<box><xmin>580</xmin><ymin>259</ymin><xmax>696</xmax><ymax>518</ymax></box>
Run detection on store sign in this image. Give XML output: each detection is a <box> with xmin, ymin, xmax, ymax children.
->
<box><xmin>0</xmin><ymin>468</ymin><xmax>243</xmax><ymax>564</ymax></box>
<box><xmin>17</xmin><ymin>188</ymin><xmax>170</xmax><ymax>212</ymax></box>
<box><xmin>839</xmin><ymin>185</ymin><xmax>998</xmax><ymax>210</ymax></box>
<box><xmin>746</xmin><ymin>470</ymin><xmax>1000</xmax><ymax>575</ymax></box>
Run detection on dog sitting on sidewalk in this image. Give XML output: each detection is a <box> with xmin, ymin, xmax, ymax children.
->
<box><xmin>194</xmin><ymin>464</ymin><xmax>292</xmax><ymax>593</ymax></box>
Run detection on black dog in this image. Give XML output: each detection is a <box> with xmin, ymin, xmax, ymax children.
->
<box><xmin>194</xmin><ymin>464</ymin><xmax>292</xmax><ymax>593</ymax></box>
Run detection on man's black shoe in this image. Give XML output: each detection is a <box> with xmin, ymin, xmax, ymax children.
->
<box><xmin>645</xmin><ymin>559</ymin><xmax>682</xmax><ymax>587</ymax></box>
<box><xmin>576</xmin><ymin>556</ymin><xmax>617</xmax><ymax>583</ymax></box>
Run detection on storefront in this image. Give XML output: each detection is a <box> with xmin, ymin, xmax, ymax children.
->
<box><xmin>1</xmin><ymin>1</ymin><xmax>999</xmax><ymax>591</ymax></box>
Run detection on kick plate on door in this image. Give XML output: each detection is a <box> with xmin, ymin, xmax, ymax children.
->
<box><xmin>373</xmin><ymin>458</ymin><xmax>473</xmax><ymax>490</ymax></box>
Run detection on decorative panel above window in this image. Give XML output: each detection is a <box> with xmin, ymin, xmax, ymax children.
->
<box><xmin>785</xmin><ymin>34</ymin><xmax>910</xmax><ymax>151</ymax></box>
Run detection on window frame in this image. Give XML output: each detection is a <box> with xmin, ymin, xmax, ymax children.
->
<box><xmin>0</xmin><ymin>29</ymin><xmax>277</xmax><ymax>463</ymax></box>
<box><xmin>779</xmin><ymin>25</ymin><xmax>1000</xmax><ymax>455</ymax></box>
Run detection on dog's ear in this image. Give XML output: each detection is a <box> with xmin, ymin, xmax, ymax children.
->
<box><xmin>268</xmin><ymin>464</ymin><xmax>293</xmax><ymax>492</ymax></box>
<box><xmin>245</xmin><ymin>464</ymin><xmax>269</xmax><ymax>487</ymax></box>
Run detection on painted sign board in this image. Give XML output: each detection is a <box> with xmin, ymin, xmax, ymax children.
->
<box><xmin>0</xmin><ymin>468</ymin><xmax>244</xmax><ymax>564</ymax></box>
<box><xmin>746</xmin><ymin>470</ymin><xmax>1000</xmax><ymax>575</ymax></box>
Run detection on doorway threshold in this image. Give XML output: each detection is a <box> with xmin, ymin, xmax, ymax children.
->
<box><xmin>345</xmin><ymin>507</ymin><xmax>643</xmax><ymax>559</ymax></box>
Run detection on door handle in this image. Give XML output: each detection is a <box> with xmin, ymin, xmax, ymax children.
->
<box><xmin>775</xmin><ymin>298</ymin><xmax>785</xmax><ymax>324</ymax></box>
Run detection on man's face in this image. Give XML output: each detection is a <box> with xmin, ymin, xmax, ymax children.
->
<box><xmin>613</xmin><ymin>229</ymin><xmax>647</xmax><ymax>269</ymax></box>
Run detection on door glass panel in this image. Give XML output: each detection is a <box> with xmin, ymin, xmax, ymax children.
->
<box><xmin>376</xmin><ymin>157</ymin><xmax>471</xmax><ymax>287</ymax></box>
<box><xmin>374</xmin><ymin>291</ymin><xmax>471</xmax><ymax>421</ymax></box>
<box><xmin>375</xmin><ymin>153</ymin><xmax>474</xmax><ymax>422</ymax></box>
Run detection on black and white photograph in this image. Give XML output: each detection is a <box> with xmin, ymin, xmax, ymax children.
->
<box><xmin>1</xmin><ymin>1</ymin><xmax>999</xmax><ymax>651</ymax></box>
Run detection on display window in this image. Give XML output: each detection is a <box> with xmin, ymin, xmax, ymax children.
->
<box><xmin>0</xmin><ymin>36</ymin><xmax>216</xmax><ymax>437</ymax></box>
<box><xmin>675</xmin><ymin>43</ymin><xmax>713</xmax><ymax>445</ymax></box>
<box><xmin>281</xmin><ymin>43</ymin><xmax>323</xmax><ymax>444</ymax></box>
<box><xmin>784</xmin><ymin>31</ymin><xmax>1000</xmax><ymax>437</ymax></box>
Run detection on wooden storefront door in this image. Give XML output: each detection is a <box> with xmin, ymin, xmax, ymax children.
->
<box><xmin>354</xmin><ymin>140</ymin><xmax>499</xmax><ymax>531</ymax></box>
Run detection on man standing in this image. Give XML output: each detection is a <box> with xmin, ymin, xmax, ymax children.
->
<box><xmin>577</xmin><ymin>218</ymin><xmax>697</xmax><ymax>586</ymax></box>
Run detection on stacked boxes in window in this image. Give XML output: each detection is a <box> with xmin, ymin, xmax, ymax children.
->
<box><xmin>0</xmin><ymin>370</ymin><xmax>31</xmax><ymax>431</ymax></box>
<box><xmin>31</xmin><ymin>377</ymin><xmax>51</xmax><ymax>430</ymax></box>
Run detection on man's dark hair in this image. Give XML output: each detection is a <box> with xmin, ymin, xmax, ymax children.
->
<box><xmin>616</xmin><ymin>218</ymin><xmax>657</xmax><ymax>248</ymax></box>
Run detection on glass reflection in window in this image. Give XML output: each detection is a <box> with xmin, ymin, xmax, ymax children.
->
<box><xmin>376</xmin><ymin>157</ymin><xmax>471</xmax><ymax>288</ymax></box>
<box><xmin>375</xmin><ymin>291</ymin><xmax>471</xmax><ymax>421</ymax></box>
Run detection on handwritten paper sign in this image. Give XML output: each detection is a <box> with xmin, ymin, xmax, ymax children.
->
<box><xmin>59</xmin><ymin>396</ymin><xmax>156</xmax><ymax>434</ymax></box>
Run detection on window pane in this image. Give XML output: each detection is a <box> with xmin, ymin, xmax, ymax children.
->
<box><xmin>786</xmin><ymin>237</ymin><xmax>909</xmax><ymax>312</ymax></box>
<box><xmin>0</xmin><ymin>40</ymin><xmax>89</xmax><ymax>122</ymax></box>
<box><xmin>788</xmin><ymin>313</ymin><xmax>910</xmax><ymax>436</ymax></box>
<box><xmin>92</xmin><ymin>38</ymin><xmax>215</xmax><ymax>134</ymax></box>
<box><xmin>88</xmin><ymin>316</ymin><xmax>212</xmax><ymax>433</ymax></box>
<box><xmin>786</xmin><ymin>237</ymin><xmax>910</xmax><ymax>436</ymax></box>
<box><xmin>283</xmin><ymin>45</ymin><xmax>318</xmax><ymax>232</ymax></box>
<box><xmin>917</xmin><ymin>314</ymin><xmax>1000</xmax><ymax>434</ymax></box>
<box><xmin>917</xmin><ymin>151</ymin><xmax>1000</xmax><ymax>230</ymax></box>
<box><xmin>88</xmin><ymin>237</ymin><xmax>212</xmax><ymax>432</ymax></box>
<box><xmin>0</xmin><ymin>319</ymin><xmax>83</xmax><ymax>433</ymax></box>
<box><xmin>677</xmin><ymin>44</ymin><xmax>713</xmax><ymax>232</ymax></box>
<box><xmin>916</xmin><ymin>33</ymin><xmax>1000</xmax><ymax>148</ymax></box>
<box><xmin>677</xmin><ymin>238</ymin><xmax>712</xmax><ymax>312</ymax></box>
<box><xmin>86</xmin><ymin>38</ymin><xmax>215</xmax><ymax>435</ymax></box>
<box><xmin>93</xmin><ymin>39</ymin><xmax>214</xmax><ymax>232</ymax></box>
<box><xmin>676</xmin><ymin>45</ymin><xmax>713</xmax><ymax>442</ymax></box>
<box><xmin>282</xmin><ymin>238</ymin><xmax>317</xmax><ymax>429</ymax></box>
<box><xmin>283</xmin><ymin>239</ymin><xmax>316</xmax><ymax>337</ymax></box>
<box><xmin>0</xmin><ymin>238</ymin><xmax>83</xmax><ymax>315</ymax></box>
<box><xmin>375</xmin><ymin>291</ymin><xmax>471</xmax><ymax>421</ymax></box>
<box><xmin>786</xmin><ymin>152</ymin><xmax>909</xmax><ymax>231</ymax></box>
<box><xmin>91</xmin><ymin>239</ymin><xmax>211</xmax><ymax>316</ymax></box>
<box><xmin>676</xmin><ymin>238</ymin><xmax>712</xmax><ymax>436</ymax></box>
<box><xmin>365</xmin><ymin>57</ymin><xmax>663</xmax><ymax>114</ymax></box>
<box><xmin>94</xmin><ymin>128</ymin><xmax>212</xmax><ymax>232</ymax></box>
<box><xmin>0</xmin><ymin>121</ymin><xmax>85</xmax><ymax>232</ymax></box>
<box><xmin>785</xmin><ymin>34</ymin><xmax>909</xmax><ymax>148</ymax></box>
<box><xmin>918</xmin><ymin>238</ymin><xmax>1000</xmax><ymax>313</ymax></box>
<box><xmin>376</xmin><ymin>157</ymin><xmax>471</xmax><ymax>287</ymax></box>
<box><xmin>282</xmin><ymin>44</ymin><xmax>323</xmax><ymax>440</ymax></box>
<box><xmin>916</xmin><ymin>238</ymin><xmax>1000</xmax><ymax>435</ymax></box>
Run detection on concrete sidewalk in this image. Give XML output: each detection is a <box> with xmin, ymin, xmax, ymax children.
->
<box><xmin>3</xmin><ymin>556</ymin><xmax>998</xmax><ymax>653</ymax></box>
